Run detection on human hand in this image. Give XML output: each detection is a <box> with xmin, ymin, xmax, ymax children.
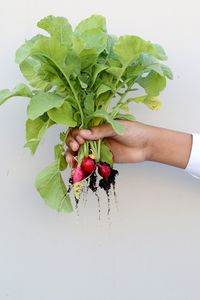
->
<box><xmin>65</xmin><ymin>120</ymin><xmax>151</xmax><ymax>166</ymax></box>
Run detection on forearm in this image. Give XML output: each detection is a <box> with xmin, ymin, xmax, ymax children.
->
<box><xmin>147</xmin><ymin>126</ymin><xmax>193</xmax><ymax>169</ymax></box>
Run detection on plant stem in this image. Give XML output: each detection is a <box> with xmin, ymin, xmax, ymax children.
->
<box><xmin>97</xmin><ymin>139</ymin><xmax>101</xmax><ymax>162</ymax></box>
<box><xmin>110</xmin><ymin>88</ymin><xmax>132</xmax><ymax>117</ymax></box>
<box><xmin>99</xmin><ymin>77</ymin><xmax>132</xmax><ymax>114</ymax></box>
<box><xmin>77</xmin><ymin>144</ymin><xmax>85</xmax><ymax>166</ymax></box>
<box><xmin>83</xmin><ymin>142</ymin><xmax>87</xmax><ymax>157</ymax></box>
<box><xmin>63</xmin><ymin>76</ymin><xmax>84</xmax><ymax>128</ymax></box>
<box><xmin>106</xmin><ymin>68</ymin><xmax>140</xmax><ymax>116</ymax></box>
<box><xmin>89</xmin><ymin>141</ymin><xmax>97</xmax><ymax>159</ymax></box>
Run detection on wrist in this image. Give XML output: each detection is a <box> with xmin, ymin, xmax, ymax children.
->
<box><xmin>145</xmin><ymin>126</ymin><xmax>192</xmax><ymax>169</ymax></box>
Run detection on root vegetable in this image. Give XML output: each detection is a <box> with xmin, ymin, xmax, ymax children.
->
<box><xmin>98</xmin><ymin>163</ymin><xmax>111</xmax><ymax>180</ymax></box>
<box><xmin>81</xmin><ymin>157</ymin><xmax>95</xmax><ymax>174</ymax></box>
<box><xmin>72</xmin><ymin>166</ymin><xmax>85</xmax><ymax>183</ymax></box>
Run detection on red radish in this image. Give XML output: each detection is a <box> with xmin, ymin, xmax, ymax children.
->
<box><xmin>81</xmin><ymin>157</ymin><xmax>95</xmax><ymax>174</ymax></box>
<box><xmin>98</xmin><ymin>163</ymin><xmax>111</xmax><ymax>180</ymax></box>
<box><xmin>72</xmin><ymin>166</ymin><xmax>85</xmax><ymax>183</ymax></box>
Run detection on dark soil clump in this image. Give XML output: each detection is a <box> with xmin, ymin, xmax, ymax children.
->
<box><xmin>99</xmin><ymin>167</ymin><xmax>119</xmax><ymax>193</ymax></box>
<box><xmin>88</xmin><ymin>171</ymin><xmax>98</xmax><ymax>192</ymax></box>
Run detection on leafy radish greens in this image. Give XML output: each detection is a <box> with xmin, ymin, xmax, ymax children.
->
<box><xmin>0</xmin><ymin>15</ymin><xmax>173</xmax><ymax>213</ymax></box>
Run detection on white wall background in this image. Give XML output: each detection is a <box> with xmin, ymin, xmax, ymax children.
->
<box><xmin>0</xmin><ymin>0</ymin><xmax>200</xmax><ymax>299</ymax></box>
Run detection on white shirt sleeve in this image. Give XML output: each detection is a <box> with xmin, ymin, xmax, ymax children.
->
<box><xmin>185</xmin><ymin>133</ymin><xmax>200</xmax><ymax>179</ymax></box>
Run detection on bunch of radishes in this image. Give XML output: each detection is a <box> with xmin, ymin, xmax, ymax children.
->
<box><xmin>72</xmin><ymin>157</ymin><xmax>111</xmax><ymax>183</ymax></box>
<box><xmin>69</xmin><ymin>153</ymin><xmax>118</xmax><ymax>210</ymax></box>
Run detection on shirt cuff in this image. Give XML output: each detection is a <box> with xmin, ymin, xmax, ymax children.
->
<box><xmin>185</xmin><ymin>133</ymin><xmax>200</xmax><ymax>179</ymax></box>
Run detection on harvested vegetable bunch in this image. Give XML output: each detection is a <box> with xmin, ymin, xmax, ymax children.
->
<box><xmin>0</xmin><ymin>15</ymin><xmax>173</xmax><ymax>213</ymax></box>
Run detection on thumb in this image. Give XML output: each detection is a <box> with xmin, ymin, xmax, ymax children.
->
<box><xmin>79</xmin><ymin>123</ymin><xmax>116</xmax><ymax>140</ymax></box>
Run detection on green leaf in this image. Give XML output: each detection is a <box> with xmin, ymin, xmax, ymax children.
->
<box><xmin>79</xmin><ymin>48</ymin><xmax>97</xmax><ymax>69</ymax></box>
<box><xmin>83</xmin><ymin>93</ymin><xmax>95</xmax><ymax>115</ymax></box>
<box><xmin>91</xmin><ymin>64</ymin><xmax>108</xmax><ymax>86</ymax></box>
<box><xmin>106</xmin><ymin>34</ymin><xmax>118</xmax><ymax>58</ymax></box>
<box><xmin>48</xmin><ymin>101</ymin><xmax>77</xmax><ymax>126</ymax></box>
<box><xmin>138</xmin><ymin>53</ymin><xmax>164</xmax><ymax>76</ymax></box>
<box><xmin>107</xmin><ymin>57</ymin><xmax>121</xmax><ymax>67</ymax></box>
<box><xmin>60</xmin><ymin>155</ymin><xmax>68</xmax><ymax>172</ymax></box>
<box><xmin>63</xmin><ymin>96</ymin><xmax>78</xmax><ymax>110</ymax></box>
<box><xmin>27</xmin><ymin>92</ymin><xmax>64</xmax><ymax>120</ymax></box>
<box><xmin>100</xmin><ymin>142</ymin><xmax>113</xmax><ymax>166</ymax></box>
<box><xmin>143</xmin><ymin>96</ymin><xmax>161</xmax><ymax>110</ymax></box>
<box><xmin>20</xmin><ymin>57</ymin><xmax>52</xmax><ymax>91</ymax></box>
<box><xmin>0</xmin><ymin>83</ymin><xmax>32</xmax><ymax>106</ymax></box>
<box><xmin>79</xmin><ymin>29</ymin><xmax>107</xmax><ymax>55</ymax></box>
<box><xmin>75</xmin><ymin>15</ymin><xmax>106</xmax><ymax>34</ymax></box>
<box><xmin>72</xmin><ymin>35</ymin><xmax>85</xmax><ymax>54</ymax></box>
<box><xmin>64</xmin><ymin>50</ymin><xmax>81</xmax><ymax>77</ymax></box>
<box><xmin>96</xmin><ymin>84</ymin><xmax>112</xmax><ymax>98</ymax></box>
<box><xmin>54</xmin><ymin>144</ymin><xmax>64</xmax><ymax>160</ymax></box>
<box><xmin>106</xmin><ymin>67</ymin><xmax>125</xmax><ymax>78</ymax></box>
<box><xmin>114</xmin><ymin>113</ymin><xmax>136</xmax><ymax>121</ymax></box>
<box><xmin>120</xmin><ymin>102</ymin><xmax>129</xmax><ymax>112</ymax></box>
<box><xmin>54</xmin><ymin>144</ymin><xmax>67</xmax><ymax>171</ymax></box>
<box><xmin>114</xmin><ymin>35</ymin><xmax>154</xmax><ymax>67</ymax></box>
<box><xmin>114</xmin><ymin>36</ymin><xmax>169</xmax><ymax>68</ymax></box>
<box><xmin>101</xmin><ymin>72</ymin><xmax>116</xmax><ymax>88</ymax></box>
<box><xmin>138</xmin><ymin>53</ymin><xmax>173</xmax><ymax>78</ymax></box>
<box><xmin>74</xmin><ymin>111</ymin><xmax>81</xmax><ymax>124</ymax></box>
<box><xmin>35</xmin><ymin>160</ymin><xmax>72</xmax><ymax>212</ymax></box>
<box><xmin>25</xmin><ymin>115</ymin><xmax>54</xmax><ymax>154</ymax></box>
<box><xmin>127</xmin><ymin>96</ymin><xmax>146</xmax><ymax>104</ymax></box>
<box><xmin>152</xmin><ymin>43</ymin><xmax>167</xmax><ymax>61</ymax></box>
<box><xmin>139</xmin><ymin>53</ymin><xmax>158</xmax><ymax>65</ymax></box>
<box><xmin>75</xmin><ymin>16</ymin><xmax>107</xmax><ymax>56</ymax></box>
<box><xmin>15</xmin><ymin>34</ymin><xmax>45</xmax><ymax>64</ymax></box>
<box><xmin>127</xmin><ymin>95</ymin><xmax>161</xmax><ymax>110</ymax></box>
<box><xmin>86</xmin><ymin>110</ymin><xmax>124</xmax><ymax>135</ymax></box>
<box><xmin>145</xmin><ymin>64</ymin><xmax>164</xmax><ymax>76</ymax></box>
<box><xmin>60</xmin><ymin>131</ymin><xmax>67</xmax><ymax>143</ymax></box>
<box><xmin>160</xmin><ymin>64</ymin><xmax>173</xmax><ymax>79</ymax></box>
<box><xmin>37</xmin><ymin>15</ymin><xmax>73</xmax><ymax>47</ymax></box>
<box><xmin>30</xmin><ymin>36</ymin><xmax>76</xmax><ymax>78</ymax></box>
<box><xmin>137</xmin><ymin>71</ymin><xmax>166</xmax><ymax>96</ymax></box>
<box><xmin>125</xmin><ymin>63</ymin><xmax>144</xmax><ymax>79</ymax></box>
<box><xmin>78</xmin><ymin>77</ymin><xmax>88</xmax><ymax>89</ymax></box>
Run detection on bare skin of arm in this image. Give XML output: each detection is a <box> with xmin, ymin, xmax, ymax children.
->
<box><xmin>65</xmin><ymin>120</ymin><xmax>192</xmax><ymax>169</ymax></box>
